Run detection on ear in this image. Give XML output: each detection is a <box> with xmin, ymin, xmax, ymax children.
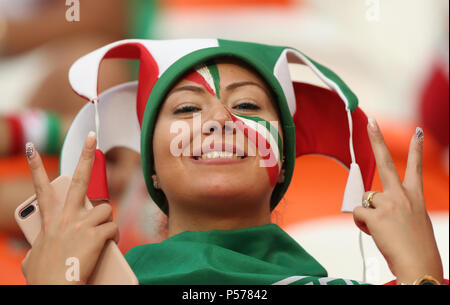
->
<box><xmin>277</xmin><ymin>156</ymin><xmax>286</xmax><ymax>183</ymax></box>
<box><xmin>277</xmin><ymin>168</ymin><xmax>285</xmax><ymax>184</ymax></box>
<box><xmin>152</xmin><ymin>174</ymin><xmax>160</xmax><ymax>189</ymax></box>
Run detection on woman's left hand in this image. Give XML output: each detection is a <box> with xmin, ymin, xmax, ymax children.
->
<box><xmin>353</xmin><ymin>118</ymin><xmax>444</xmax><ymax>285</ymax></box>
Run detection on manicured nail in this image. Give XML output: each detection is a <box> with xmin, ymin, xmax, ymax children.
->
<box><xmin>415</xmin><ymin>127</ymin><xmax>424</xmax><ymax>144</ymax></box>
<box><xmin>25</xmin><ymin>142</ymin><xmax>35</xmax><ymax>159</ymax></box>
<box><xmin>368</xmin><ymin>117</ymin><xmax>378</xmax><ymax>132</ymax></box>
<box><xmin>86</xmin><ymin>131</ymin><xmax>96</xmax><ymax>149</ymax></box>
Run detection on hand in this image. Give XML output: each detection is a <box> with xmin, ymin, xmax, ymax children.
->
<box><xmin>353</xmin><ymin>119</ymin><xmax>443</xmax><ymax>285</ymax></box>
<box><xmin>21</xmin><ymin>132</ymin><xmax>119</xmax><ymax>285</ymax></box>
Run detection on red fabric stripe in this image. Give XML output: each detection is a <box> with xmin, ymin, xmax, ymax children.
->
<box><xmin>5</xmin><ymin>115</ymin><xmax>25</xmax><ymax>155</ymax></box>
<box><xmin>293</xmin><ymin>82</ymin><xmax>375</xmax><ymax>191</ymax></box>
<box><xmin>185</xmin><ymin>71</ymin><xmax>216</xmax><ymax>97</ymax></box>
<box><xmin>227</xmin><ymin>110</ymin><xmax>279</xmax><ymax>187</ymax></box>
<box><xmin>104</xmin><ymin>43</ymin><xmax>160</xmax><ymax>127</ymax></box>
<box><xmin>86</xmin><ymin>149</ymin><xmax>110</xmax><ymax>201</ymax></box>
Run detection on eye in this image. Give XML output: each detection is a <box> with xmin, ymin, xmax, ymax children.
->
<box><xmin>233</xmin><ymin>101</ymin><xmax>261</xmax><ymax>111</ymax></box>
<box><xmin>173</xmin><ymin>105</ymin><xmax>201</xmax><ymax>114</ymax></box>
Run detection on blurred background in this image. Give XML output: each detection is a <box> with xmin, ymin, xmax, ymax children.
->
<box><xmin>0</xmin><ymin>0</ymin><xmax>448</xmax><ymax>284</ymax></box>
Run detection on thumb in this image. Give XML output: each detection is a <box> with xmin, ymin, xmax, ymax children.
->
<box><xmin>21</xmin><ymin>249</ymin><xmax>32</xmax><ymax>276</ymax></box>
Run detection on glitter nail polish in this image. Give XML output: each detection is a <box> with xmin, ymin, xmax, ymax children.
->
<box><xmin>25</xmin><ymin>142</ymin><xmax>34</xmax><ymax>159</ymax></box>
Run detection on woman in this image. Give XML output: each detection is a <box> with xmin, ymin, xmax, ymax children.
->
<box><xmin>21</xmin><ymin>39</ymin><xmax>444</xmax><ymax>285</ymax></box>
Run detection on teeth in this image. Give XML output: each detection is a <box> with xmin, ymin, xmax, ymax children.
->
<box><xmin>200</xmin><ymin>151</ymin><xmax>240</xmax><ymax>160</ymax></box>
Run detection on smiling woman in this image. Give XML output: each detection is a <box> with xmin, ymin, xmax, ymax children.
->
<box><xmin>151</xmin><ymin>60</ymin><xmax>284</xmax><ymax>230</ymax></box>
<box><xmin>21</xmin><ymin>39</ymin><xmax>446</xmax><ymax>285</ymax></box>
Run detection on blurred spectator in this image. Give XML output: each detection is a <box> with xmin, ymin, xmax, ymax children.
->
<box><xmin>0</xmin><ymin>0</ymin><xmax>156</xmax><ymax>284</ymax></box>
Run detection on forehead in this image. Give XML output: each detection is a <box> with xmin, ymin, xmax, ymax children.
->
<box><xmin>173</xmin><ymin>61</ymin><xmax>270</xmax><ymax>91</ymax></box>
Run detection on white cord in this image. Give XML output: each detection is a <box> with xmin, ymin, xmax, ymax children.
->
<box><xmin>92</xmin><ymin>97</ymin><xmax>100</xmax><ymax>149</ymax></box>
<box><xmin>359</xmin><ymin>229</ymin><xmax>367</xmax><ymax>282</ymax></box>
<box><xmin>346</xmin><ymin>109</ymin><xmax>356</xmax><ymax>164</ymax></box>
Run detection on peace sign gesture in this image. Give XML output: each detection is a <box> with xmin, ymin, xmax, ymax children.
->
<box><xmin>353</xmin><ymin>118</ymin><xmax>444</xmax><ymax>285</ymax></box>
<box><xmin>21</xmin><ymin>132</ymin><xmax>119</xmax><ymax>284</ymax></box>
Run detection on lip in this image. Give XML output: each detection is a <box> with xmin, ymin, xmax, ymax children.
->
<box><xmin>189</xmin><ymin>155</ymin><xmax>248</xmax><ymax>165</ymax></box>
<box><xmin>189</xmin><ymin>142</ymin><xmax>248</xmax><ymax>165</ymax></box>
<box><xmin>192</xmin><ymin>142</ymin><xmax>247</xmax><ymax>157</ymax></box>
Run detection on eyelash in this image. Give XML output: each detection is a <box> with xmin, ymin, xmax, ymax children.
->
<box><xmin>233</xmin><ymin>102</ymin><xmax>261</xmax><ymax>111</ymax></box>
<box><xmin>173</xmin><ymin>101</ymin><xmax>261</xmax><ymax>114</ymax></box>
<box><xmin>173</xmin><ymin>105</ymin><xmax>201</xmax><ymax>114</ymax></box>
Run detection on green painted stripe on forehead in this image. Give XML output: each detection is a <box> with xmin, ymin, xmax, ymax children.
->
<box><xmin>206</xmin><ymin>63</ymin><xmax>221</xmax><ymax>100</ymax></box>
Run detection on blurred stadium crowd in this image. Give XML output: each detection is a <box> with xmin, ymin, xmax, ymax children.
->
<box><xmin>0</xmin><ymin>0</ymin><xmax>448</xmax><ymax>284</ymax></box>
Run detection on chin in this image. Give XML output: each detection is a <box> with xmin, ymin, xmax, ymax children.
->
<box><xmin>193</xmin><ymin>175</ymin><xmax>269</xmax><ymax>203</ymax></box>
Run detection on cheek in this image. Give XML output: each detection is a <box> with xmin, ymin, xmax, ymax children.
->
<box><xmin>151</xmin><ymin>116</ymin><xmax>279</xmax><ymax>203</ymax></box>
<box><xmin>152</xmin><ymin>118</ymin><xmax>194</xmax><ymax>188</ymax></box>
<box><xmin>152</xmin><ymin>120</ymin><xmax>181</xmax><ymax>174</ymax></box>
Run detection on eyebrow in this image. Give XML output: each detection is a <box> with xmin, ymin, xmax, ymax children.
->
<box><xmin>225</xmin><ymin>81</ymin><xmax>269</xmax><ymax>96</ymax></box>
<box><xmin>168</xmin><ymin>85</ymin><xmax>206</xmax><ymax>96</ymax></box>
<box><xmin>169</xmin><ymin>81</ymin><xmax>271</xmax><ymax>99</ymax></box>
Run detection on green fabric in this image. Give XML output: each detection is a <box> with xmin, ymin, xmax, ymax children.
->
<box><xmin>140</xmin><ymin>43</ymin><xmax>296</xmax><ymax>215</ymax></box>
<box><xmin>125</xmin><ymin>224</ymin><xmax>367</xmax><ymax>285</ymax></box>
<box><xmin>218</xmin><ymin>39</ymin><xmax>286</xmax><ymax>74</ymax></box>
<box><xmin>44</xmin><ymin>111</ymin><xmax>61</xmax><ymax>155</ymax></box>
<box><xmin>299</xmin><ymin>53</ymin><xmax>358</xmax><ymax>112</ymax></box>
<box><xmin>127</xmin><ymin>0</ymin><xmax>157</xmax><ymax>78</ymax></box>
<box><xmin>127</xmin><ymin>0</ymin><xmax>157</xmax><ymax>39</ymax></box>
<box><xmin>125</xmin><ymin>224</ymin><xmax>325</xmax><ymax>285</ymax></box>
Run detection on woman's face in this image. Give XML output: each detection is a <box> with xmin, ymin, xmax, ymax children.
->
<box><xmin>152</xmin><ymin>61</ymin><xmax>283</xmax><ymax>214</ymax></box>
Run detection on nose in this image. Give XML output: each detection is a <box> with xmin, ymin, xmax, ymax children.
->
<box><xmin>202</xmin><ymin>103</ymin><xmax>234</xmax><ymax>135</ymax></box>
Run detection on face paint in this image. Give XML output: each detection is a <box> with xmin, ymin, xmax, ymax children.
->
<box><xmin>184</xmin><ymin>62</ymin><xmax>221</xmax><ymax>99</ymax></box>
<box><xmin>226</xmin><ymin>109</ymin><xmax>282</xmax><ymax>187</ymax></box>
<box><xmin>185</xmin><ymin>62</ymin><xmax>282</xmax><ymax>186</ymax></box>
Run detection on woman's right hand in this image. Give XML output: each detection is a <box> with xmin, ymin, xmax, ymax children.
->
<box><xmin>21</xmin><ymin>132</ymin><xmax>119</xmax><ymax>285</ymax></box>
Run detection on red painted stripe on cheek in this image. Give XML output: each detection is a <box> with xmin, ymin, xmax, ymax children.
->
<box><xmin>233</xmin><ymin>118</ymin><xmax>279</xmax><ymax>187</ymax></box>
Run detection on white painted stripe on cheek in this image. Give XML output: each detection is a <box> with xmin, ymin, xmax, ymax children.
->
<box><xmin>236</xmin><ymin>116</ymin><xmax>280</xmax><ymax>164</ymax></box>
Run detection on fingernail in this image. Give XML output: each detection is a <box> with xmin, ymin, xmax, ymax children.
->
<box><xmin>415</xmin><ymin>127</ymin><xmax>424</xmax><ymax>144</ymax></box>
<box><xmin>25</xmin><ymin>142</ymin><xmax>35</xmax><ymax>160</ymax></box>
<box><xmin>86</xmin><ymin>131</ymin><xmax>96</xmax><ymax>149</ymax></box>
<box><xmin>368</xmin><ymin>117</ymin><xmax>378</xmax><ymax>132</ymax></box>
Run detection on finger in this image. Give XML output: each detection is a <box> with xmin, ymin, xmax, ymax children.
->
<box><xmin>403</xmin><ymin>127</ymin><xmax>424</xmax><ymax>194</ymax></box>
<box><xmin>362</xmin><ymin>191</ymin><xmax>381</xmax><ymax>208</ymax></box>
<box><xmin>95</xmin><ymin>222</ymin><xmax>119</xmax><ymax>244</ymax></box>
<box><xmin>352</xmin><ymin>206</ymin><xmax>372</xmax><ymax>235</ymax></box>
<box><xmin>367</xmin><ymin>118</ymin><xmax>402</xmax><ymax>191</ymax></box>
<box><xmin>21</xmin><ymin>249</ymin><xmax>32</xmax><ymax>276</ymax></box>
<box><xmin>114</xmin><ymin>225</ymin><xmax>120</xmax><ymax>244</ymax></box>
<box><xmin>64</xmin><ymin>132</ymin><xmax>97</xmax><ymax>214</ymax></box>
<box><xmin>84</xmin><ymin>203</ymin><xmax>113</xmax><ymax>227</ymax></box>
<box><xmin>26</xmin><ymin>142</ymin><xmax>52</xmax><ymax>216</ymax></box>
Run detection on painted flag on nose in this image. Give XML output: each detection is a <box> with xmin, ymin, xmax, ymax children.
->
<box><xmin>185</xmin><ymin>63</ymin><xmax>221</xmax><ymax>99</ymax></box>
<box><xmin>226</xmin><ymin>110</ymin><xmax>283</xmax><ymax>187</ymax></box>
